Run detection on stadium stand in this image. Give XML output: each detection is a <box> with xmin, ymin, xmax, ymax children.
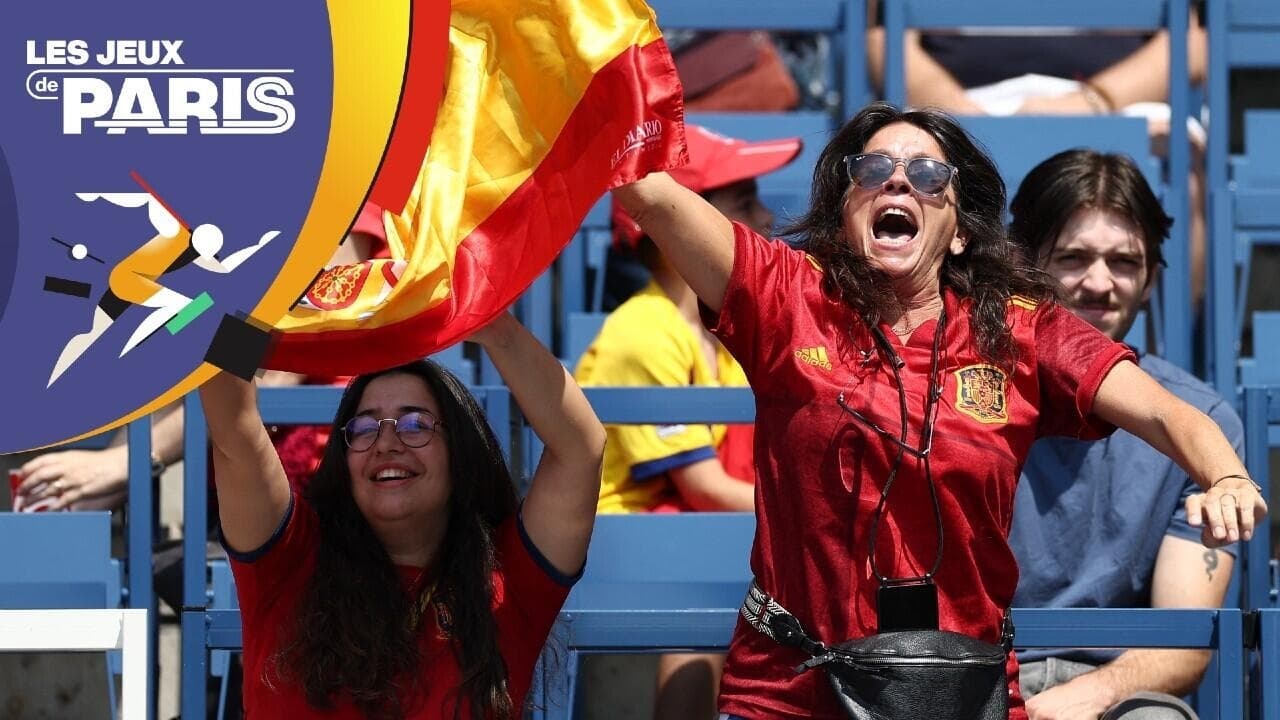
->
<box><xmin>12</xmin><ymin>3</ymin><xmax>1280</xmax><ymax>718</ymax></box>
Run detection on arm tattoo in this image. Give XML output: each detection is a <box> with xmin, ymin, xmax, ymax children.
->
<box><xmin>1204</xmin><ymin>549</ymin><xmax>1219</xmax><ymax>581</ymax></box>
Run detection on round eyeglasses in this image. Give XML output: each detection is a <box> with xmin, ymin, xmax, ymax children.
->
<box><xmin>843</xmin><ymin>153</ymin><xmax>957</xmax><ymax>198</ymax></box>
<box><xmin>342</xmin><ymin>411</ymin><xmax>443</xmax><ymax>452</ymax></box>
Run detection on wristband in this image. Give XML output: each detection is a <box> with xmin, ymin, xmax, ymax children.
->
<box><xmin>1212</xmin><ymin>473</ymin><xmax>1262</xmax><ymax>493</ymax></box>
<box><xmin>1081</xmin><ymin>81</ymin><xmax>1116</xmax><ymax>113</ymax></box>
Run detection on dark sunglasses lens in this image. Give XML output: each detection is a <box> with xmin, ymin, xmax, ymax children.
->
<box><xmin>848</xmin><ymin>155</ymin><xmax>893</xmax><ymax>188</ymax></box>
<box><xmin>906</xmin><ymin>159</ymin><xmax>952</xmax><ymax>195</ymax></box>
<box><xmin>344</xmin><ymin>417</ymin><xmax>380</xmax><ymax>450</ymax></box>
<box><xmin>396</xmin><ymin>412</ymin><xmax>435</xmax><ymax>447</ymax></box>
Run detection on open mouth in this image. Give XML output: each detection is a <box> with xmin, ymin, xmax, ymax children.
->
<box><xmin>873</xmin><ymin>207</ymin><xmax>918</xmax><ymax>244</ymax></box>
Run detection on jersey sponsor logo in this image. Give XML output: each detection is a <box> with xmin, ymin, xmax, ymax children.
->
<box><xmin>953</xmin><ymin>364</ymin><xmax>1008</xmax><ymax>424</ymax></box>
<box><xmin>655</xmin><ymin>424</ymin><xmax>688</xmax><ymax>439</ymax></box>
<box><xmin>794</xmin><ymin>345</ymin><xmax>832</xmax><ymax>371</ymax></box>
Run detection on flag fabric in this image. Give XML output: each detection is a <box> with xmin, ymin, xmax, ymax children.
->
<box><xmin>267</xmin><ymin>0</ymin><xmax>687</xmax><ymax>375</ymax></box>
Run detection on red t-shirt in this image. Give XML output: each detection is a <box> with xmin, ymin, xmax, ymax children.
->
<box><xmin>228</xmin><ymin>493</ymin><xmax>576</xmax><ymax>718</ymax></box>
<box><xmin>708</xmin><ymin>225</ymin><xmax>1135</xmax><ymax>720</ymax></box>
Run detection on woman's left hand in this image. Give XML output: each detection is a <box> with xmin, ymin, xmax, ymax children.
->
<box><xmin>1186</xmin><ymin>476</ymin><xmax>1269</xmax><ymax>547</ymax></box>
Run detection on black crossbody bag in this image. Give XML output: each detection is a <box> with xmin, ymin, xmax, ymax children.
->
<box><xmin>741</xmin><ymin>308</ymin><xmax>1012</xmax><ymax>719</ymax></box>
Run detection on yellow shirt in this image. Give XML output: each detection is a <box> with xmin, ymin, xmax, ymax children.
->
<box><xmin>574</xmin><ymin>281</ymin><xmax>750</xmax><ymax>514</ymax></box>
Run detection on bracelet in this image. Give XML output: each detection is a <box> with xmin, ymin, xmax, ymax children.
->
<box><xmin>1080</xmin><ymin>81</ymin><xmax>1116</xmax><ymax>114</ymax></box>
<box><xmin>1212</xmin><ymin>474</ymin><xmax>1263</xmax><ymax>493</ymax></box>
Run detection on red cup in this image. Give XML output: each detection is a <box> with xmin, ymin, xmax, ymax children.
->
<box><xmin>9</xmin><ymin>469</ymin><xmax>58</xmax><ymax>513</ymax></box>
<box><xmin>9</xmin><ymin>469</ymin><xmax>25</xmax><ymax>511</ymax></box>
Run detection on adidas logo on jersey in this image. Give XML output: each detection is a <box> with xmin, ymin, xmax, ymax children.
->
<box><xmin>794</xmin><ymin>346</ymin><xmax>832</xmax><ymax>371</ymax></box>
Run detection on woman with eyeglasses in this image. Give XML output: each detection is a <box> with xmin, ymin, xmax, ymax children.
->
<box><xmin>198</xmin><ymin>313</ymin><xmax>605</xmax><ymax>719</ymax></box>
<box><xmin>613</xmin><ymin>102</ymin><xmax>1266</xmax><ymax>720</ymax></box>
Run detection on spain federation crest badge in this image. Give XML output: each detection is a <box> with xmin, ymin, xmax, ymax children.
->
<box><xmin>953</xmin><ymin>364</ymin><xmax>1008</xmax><ymax>424</ymax></box>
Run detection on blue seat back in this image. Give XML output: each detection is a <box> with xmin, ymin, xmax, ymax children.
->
<box><xmin>959</xmin><ymin>115</ymin><xmax>1157</xmax><ymax>203</ymax></box>
<box><xmin>563</xmin><ymin>312</ymin><xmax>608</xmax><ymax>369</ymax></box>
<box><xmin>584</xmin><ymin>513</ymin><xmax>755</xmax><ymax>584</ymax></box>
<box><xmin>0</xmin><ymin>512</ymin><xmax>118</xmax><ymax>610</ymax></box>
<box><xmin>1241</xmin><ymin>380</ymin><xmax>1280</xmax><ymax>611</ymax></box>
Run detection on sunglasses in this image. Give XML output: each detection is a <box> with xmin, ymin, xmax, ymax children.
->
<box><xmin>342</xmin><ymin>411</ymin><xmax>443</xmax><ymax>452</ymax></box>
<box><xmin>843</xmin><ymin>153</ymin><xmax>957</xmax><ymax>198</ymax></box>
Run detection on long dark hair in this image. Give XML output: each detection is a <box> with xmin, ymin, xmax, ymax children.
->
<box><xmin>1009</xmin><ymin>148</ymin><xmax>1171</xmax><ymax>276</ymax></box>
<box><xmin>277</xmin><ymin>360</ymin><xmax>518</xmax><ymax>720</ymax></box>
<box><xmin>783</xmin><ymin>102</ymin><xmax>1055</xmax><ymax>365</ymax></box>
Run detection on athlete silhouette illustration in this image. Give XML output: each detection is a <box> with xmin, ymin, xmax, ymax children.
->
<box><xmin>47</xmin><ymin>173</ymin><xmax>278</xmax><ymax>387</ymax></box>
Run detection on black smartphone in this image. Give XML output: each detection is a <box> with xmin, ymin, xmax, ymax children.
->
<box><xmin>877</xmin><ymin>580</ymin><xmax>939</xmax><ymax>632</ymax></box>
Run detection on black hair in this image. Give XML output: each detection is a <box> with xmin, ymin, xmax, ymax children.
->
<box><xmin>1009</xmin><ymin>148</ymin><xmax>1171</xmax><ymax>278</ymax></box>
<box><xmin>277</xmin><ymin>360</ymin><xmax>518</xmax><ymax>720</ymax></box>
<box><xmin>782</xmin><ymin>102</ymin><xmax>1055</xmax><ymax>365</ymax></box>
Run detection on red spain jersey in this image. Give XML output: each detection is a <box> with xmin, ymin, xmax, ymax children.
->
<box><xmin>709</xmin><ymin>225</ymin><xmax>1135</xmax><ymax>720</ymax></box>
<box><xmin>228</xmin><ymin>493</ymin><xmax>576</xmax><ymax>719</ymax></box>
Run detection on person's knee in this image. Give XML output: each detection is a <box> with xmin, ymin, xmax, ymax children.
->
<box><xmin>1101</xmin><ymin>691</ymin><xmax>1198</xmax><ymax>720</ymax></box>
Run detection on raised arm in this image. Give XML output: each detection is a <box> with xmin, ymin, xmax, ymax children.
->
<box><xmin>199</xmin><ymin>371</ymin><xmax>291</xmax><ymax>553</ymax></box>
<box><xmin>469</xmin><ymin>314</ymin><xmax>606</xmax><ymax>575</ymax></box>
<box><xmin>1092</xmin><ymin>360</ymin><xmax>1267</xmax><ymax>546</ymax></box>
<box><xmin>612</xmin><ymin>172</ymin><xmax>736</xmax><ymax>313</ymax></box>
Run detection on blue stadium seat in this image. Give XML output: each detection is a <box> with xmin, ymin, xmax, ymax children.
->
<box><xmin>562</xmin><ymin>312</ymin><xmax>607</xmax><ymax>369</ymax></box>
<box><xmin>1259</xmin><ymin>608</ymin><xmax>1280</xmax><ymax>719</ymax></box>
<box><xmin>881</xmin><ymin>0</ymin><xmax>1196</xmax><ymax>369</ymax></box>
<box><xmin>541</xmin><ymin>512</ymin><xmax>756</xmax><ymax>719</ymax></box>
<box><xmin>0</xmin><ymin>512</ymin><xmax>124</xmax><ymax>717</ymax></box>
<box><xmin>1205</xmin><ymin>0</ymin><xmax>1280</xmax><ymax>394</ymax></box>
<box><xmin>959</xmin><ymin>115</ymin><xmax>1157</xmax><ymax>202</ymax></box>
<box><xmin>1207</xmin><ymin>1</ymin><xmax>1280</xmax><ymax>192</ymax></box>
<box><xmin>1208</xmin><ymin>113</ymin><xmax>1280</xmax><ymax>396</ymax></box>
<box><xmin>1240</xmin><ymin>379</ymin><xmax>1280</xmax><ymax>612</ymax></box>
<box><xmin>208</xmin><ymin>559</ymin><xmax>238</xmax><ymax>720</ymax></box>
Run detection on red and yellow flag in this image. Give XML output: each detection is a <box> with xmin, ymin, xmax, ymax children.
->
<box><xmin>268</xmin><ymin>0</ymin><xmax>686</xmax><ymax>375</ymax></box>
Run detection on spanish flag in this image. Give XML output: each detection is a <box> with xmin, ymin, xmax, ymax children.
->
<box><xmin>268</xmin><ymin>0</ymin><xmax>686</xmax><ymax>375</ymax></box>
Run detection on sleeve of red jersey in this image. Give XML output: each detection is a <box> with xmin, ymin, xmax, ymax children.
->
<box><xmin>703</xmin><ymin>222</ymin><xmax>810</xmax><ymax>383</ymax></box>
<box><xmin>225</xmin><ymin>492</ymin><xmax>317</xmax><ymax>625</ymax></box>
<box><xmin>1033</xmin><ymin>303</ymin><xmax>1137</xmax><ymax>440</ymax></box>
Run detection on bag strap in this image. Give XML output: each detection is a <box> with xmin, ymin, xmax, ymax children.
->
<box><xmin>741</xmin><ymin>580</ymin><xmax>828</xmax><ymax>664</ymax></box>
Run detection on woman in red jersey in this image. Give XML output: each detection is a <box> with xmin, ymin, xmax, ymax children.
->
<box><xmin>199</xmin><ymin>312</ymin><xmax>605</xmax><ymax>719</ymax></box>
<box><xmin>613</xmin><ymin>102</ymin><xmax>1266</xmax><ymax>720</ymax></box>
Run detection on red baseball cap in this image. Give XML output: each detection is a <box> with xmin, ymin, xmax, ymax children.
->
<box><xmin>612</xmin><ymin>124</ymin><xmax>803</xmax><ymax>247</ymax></box>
